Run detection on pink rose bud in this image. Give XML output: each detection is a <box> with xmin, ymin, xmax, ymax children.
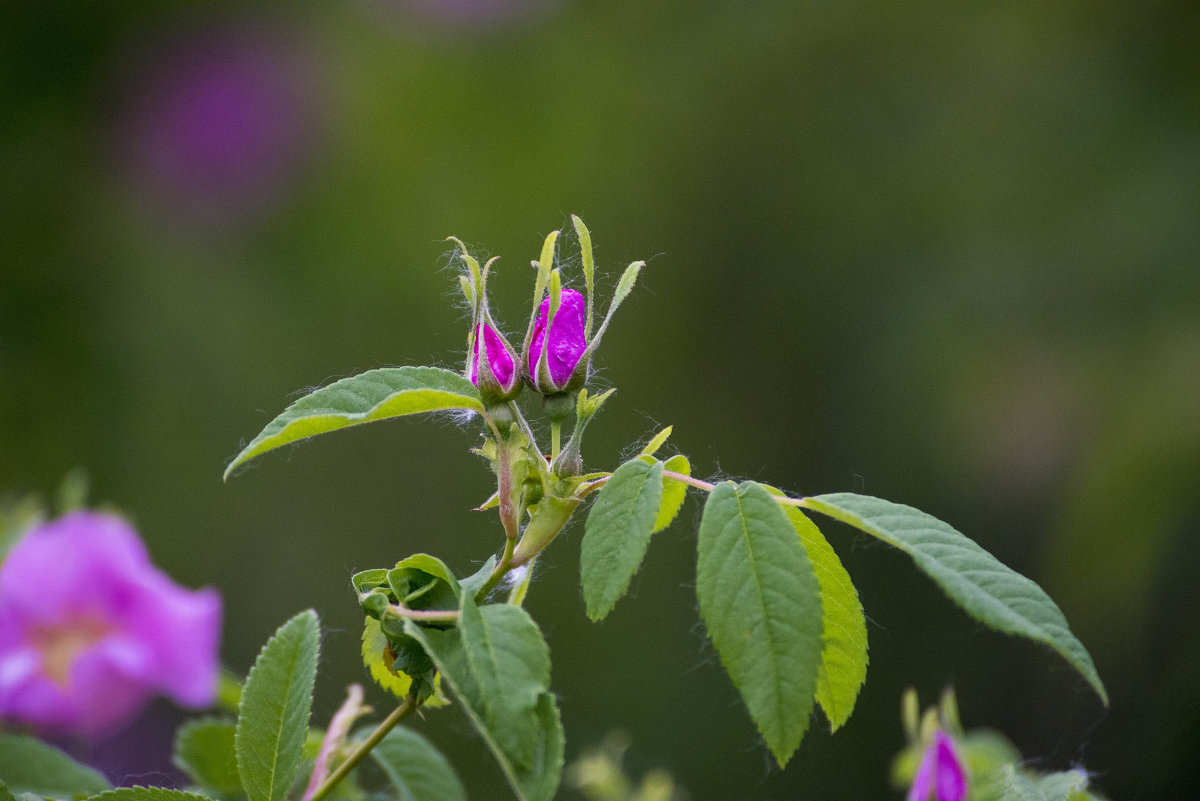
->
<box><xmin>908</xmin><ymin>731</ymin><xmax>968</xmax><ymax>801</ymax></box>
<box><xmin>0</xmin><ymin>512</ymin><xmax>222</xmax><ymax>736</ymax></box>
<box><xmin>526</xmin><ymin>287</ymin><xmax>588</xmax><ymax>395</ymax></box>
<box><xmin>470</xmin><ymin>322</ymin><xmax>521</xmax><ymax>405</ymax></box>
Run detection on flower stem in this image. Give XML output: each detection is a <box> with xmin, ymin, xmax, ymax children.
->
<box><xmin>551</xmin><ymin>421</ymin><xmax>562</xmax><ymax>465</ymax></box>
<box><xmin>308</xmin><ymin>696</ymin><xmax>419</xmax><ymax>801</ymax></box>
<box><xmin>475</xmin><ymin>536</ymin><xmax>516</xmax><ymax>602</ymax></box>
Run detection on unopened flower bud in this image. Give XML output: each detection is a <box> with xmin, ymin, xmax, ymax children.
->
<box><xmin>526</xmin><ymin>288</ymin><xmax>588</xmax><ymax>394</ymax></box>
<box><xmin>908</xmin><ymin>731</ymin><xmax>967</xmax><ymax>801</ymax></box>
<box><xmin>470</xmin><ymin>322</ymin><xmax>521</xmax><ymax>405</ymax></box>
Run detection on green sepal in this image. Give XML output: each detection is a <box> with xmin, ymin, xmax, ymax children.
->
<box><xmin>571</xmin><ymin>215</ymin><xmax>595</xmax><ymax>339</ymax></box>
<box><xmin>512</xmin><ymin>496</ymin><xmax>580</xmax><ymax>566</ymax></box>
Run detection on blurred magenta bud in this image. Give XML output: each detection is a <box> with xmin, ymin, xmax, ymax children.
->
<box><xmin>471</xmin><ymin>322</ymin><xmax>521</xmax><ymax>404</ymax></box>
<box><xmin>118</xmin><ymin>22</ymin><xmax>319</xmax><ymax>222</ymax></box>
<box><xmin>526</xmin><ymin>287</ymin><xmax>588</xmax><ymax>394</ymax></box>
<box><xmin>908</xmin><ymin>731</ymin><xmax>967</xmax><ymax>801</ymax></box>
<box><xmin>0</xmin><ymin>512</ymin><xmax>221</xmax><ymax>736</ymax></box>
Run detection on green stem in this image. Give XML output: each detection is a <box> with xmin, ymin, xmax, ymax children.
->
<box><xmin>308</xmin><ymin>696</ymin><xmax>419</xmax><ymax>801</ymax></box>
<box><xmin>551</xmin><ymin>421</ymin><xmax>562</xmax><ymax>464</ymax></box>
<box><xmin>475</xmin><ymin>537</ymin><xmax>517</xmax><ymax>602</ymax></box>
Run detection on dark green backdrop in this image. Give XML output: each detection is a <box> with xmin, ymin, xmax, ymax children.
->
<box><xmin>3</xmin><ymin>2</ymin><xmax>1198</xmax><ymax>798</ymax></box>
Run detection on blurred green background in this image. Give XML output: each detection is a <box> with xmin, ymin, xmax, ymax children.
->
<box><xmin>2</xmin><ymin>2</ymin><xmax>1198</xmax><ymax>798</ymax></box>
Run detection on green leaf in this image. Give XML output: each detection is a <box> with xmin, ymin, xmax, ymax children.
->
<box><xmin>368</xmin><ymin>727</ymin><xmax>467</xmax><ymax>801</ymax></box>
<box><xmin>800</xmin><ymin>493</ymin><xmax>1107</xmax><ymax>705</ymax></box>
<box><xmin>85</xmin><ymin>790</ymin><xmax>214</xmax><ymax>801</ymax></box>
<box><xmin>654</xmin><ymin>454</ymin><xmax>690</xmax><ymax>533</ymax></box>
<box><xmin>404</xmin><ymin>620</ymin><xmax>563</xmax><ymax>801</ymax></box>
<box><xmin>457</xmin><ymin>595</ymin><xmax>552</xmax><ymax>768</ymax></box>
<box><xmin>173</xmin><ymin>718</ymin><xmax>241</xmax><ymax>794</ymax></box>
<box><xmin>0</xmin><ymin>734</ymin><xmax>111</xmax><ymax>798</ymax></box>
<box><xmin>236</xmin><ymin>610</ymin><xmax>321</xmax><ymax>801</ymax></box>
<box><xmin>695</xmin><ymin>481</ymin><xmax>824</xmax><ymax>767</ymax></box>
<box><xmin>580</xmin><ymin>459</ymin><xmax>664</xmax><ymax>621</ymax></box>
<box><xmin>225</xmin><ymin>367</ymin><xmax>483</xmax><ymax>479</ymax></box>
<box><xmin>764</xmin><ymin>488</ymin><xmax>868</xmax><ymax>732</ymax></box>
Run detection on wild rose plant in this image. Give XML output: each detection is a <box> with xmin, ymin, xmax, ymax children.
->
<box><xmin>0</xmin><ymin>218</ymin><xmax>1110</xmax><ymax>800</ymax></box>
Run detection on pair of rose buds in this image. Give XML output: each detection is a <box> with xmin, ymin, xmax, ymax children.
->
<box><xmin>460</xmin><ymin>216</ymin><xmax>643</xmax><ymax>409</ymax></box>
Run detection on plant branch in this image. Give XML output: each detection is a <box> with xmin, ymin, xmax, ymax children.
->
<box><xmin>308</xmin><ymin>695</ymin><xmax>419</xmax><ymax>801</ymax></box>
<box><xmin>385</xmin><ymin>604</ymin><xmax>461</xmax><ymax>622</ymax></box>
<box><xmin>475</xmin><ymin>537</ymin><xmax>517</xmax><ymax>602</ymax></box>
<box><xmin>584</xmin><ymin>469</ymin><xmax>811</xmax><ymax>509</ymax></box>
<box><xmin>302</xmin><ymin>684</ymin><xmax>367</xmax><ymax>801</ymax></box>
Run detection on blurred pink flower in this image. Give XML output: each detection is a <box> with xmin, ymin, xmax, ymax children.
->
<box><xmin>118</xmin><ymin>22</ymin><xmax>319</xmax><ymax>221</ymax></box>
<box><xmin>0</xmin><ymin>512</ymin><xmax>221</xmax><ymax>735</ymax></box>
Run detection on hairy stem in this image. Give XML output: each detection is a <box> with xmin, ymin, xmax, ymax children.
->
<box><xmin>385</xmin><ymin>604</ymin><xmax>461</xmax><ymax>623</ymax></box>
<box><xmin>584</xmin><ymin>469</ymin><xmax>811</xmax><ymax>509</ymax></box>
<box><xmin>551</xmin><ymin>421</ymin><xmax>562</xmax><ymax>464</ymax></box>
<box><xmin>308</xmin><ymin>696</ymin><xmax>419</xmax><ymax>801</ymax></box>
<box><xmin>475</xmin><ymin>537</ymin><xmax>517</xmax><ymax>602</ymax></box>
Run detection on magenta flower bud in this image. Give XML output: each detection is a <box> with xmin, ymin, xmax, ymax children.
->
<box><xmin>470</xmin><ymin>322</ymin><xmax>521</xmax><ymax>404</ymax></box>
<box><xmin>0</xmin><ymin>512</ymin><xmax>221</xmax><ymax>736</ymax></box>
<box><xmin>526</xmin><ymin>287</ymin><xmax>588</xmax><ymax>394</ymax></box>
<box><xmin>908</xmin><ymin>731</ymin><xmax>967</xmax><ymax>801</ymax></box>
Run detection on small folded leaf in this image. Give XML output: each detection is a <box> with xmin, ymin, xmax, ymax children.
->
<box><xmin>696</xmin><ymin>481</ymin><xmax>824</xmax><ymax>768</ymax></box>
<box><xmin>580</xmin><ymin>459</ymin><xmax>664</xmax><ymax>621</ymax></box>
<box><xmin>225</xmin><ymin>367</ymin><xmax>483</xmax><ymax>479</ymax></box>
<box><xmin>405</xmin><ymin>618</ymin><xmax>563</xmax><ymax>801</ymax></box>
<box><xmin>369</xmin><ymin>727</ymin><xmax>468</xmax><ymax>801</ymax></box>
<box><xmin>362</xmin><ymin>617</ymin><xmax>414</xmax><ymax>699</ymax></box>
<box><xmin>637</xmin><ymin>425</ymin><xmax>673</xmax><ymax>457</ymax></box>
<box><xmin>653</xmin><ymin>454</ymin><xmax>690</xmax><ymax>533</ymax></box>
<box><xmin>0</xmin><ymin>734</ymin><xmax>111</xmax><ymax>797</ymax></box>
<box><xmin>765</xmin><ymin>487</ymin><xmax>868</xmax><ymax>732</ymax></box>
<box><xmin>800</xmin><ymin>493</ymin><xmax>1107</xmax><ymax>705</ymax></box>
<box><xmin>172</xmin><ymin>718</ymin><xmax>241</xmax><ymax>794</ymax></box>
<box><xmin>1038</xmin><ymin>770</ymin><xmax>1091</xmax><ymax>801</ymax></box>
<box><xmin>236</xmin><ymin>610</ymin><xmax>321</xmax><ymax>801</ymax></box>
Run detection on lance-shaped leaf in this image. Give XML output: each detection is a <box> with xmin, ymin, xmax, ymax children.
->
<box><xmin>368</xmin><ymin>726</ymin><xmax>467</xmax><ymax>801</ymax></box>
<box><xmin>799</xmin><ymin>493</ymin><xmax>1107</xmax><ymax>705</ymax></box>
<box><xmin>696</xmin><ymin>482</ymin><xmax>824</xmax><ymax>767</ymax></box>
<box><xmin>404</xmin><ymin>618</ymin><xmax>563</xmax><ymax>801</ymax></box>
<box><xmin>225</xmin><ymin>367</ymin><xmax>483</xmax><ymax>479</ymax></box>
<box><xmin>580</xmin><ymin>458</ymin><xmax>664</xmax><ymax>621</ymax></box>
<box><xmin>0</xmin><ymin>734</ymin><xmax>111</xmax><ymax>797</ymax></box>
<box><xmin>764</xmin><ymin>488</ymin><xmax>868</xmax><ymax>732</ymax></box>
<box><xmin>236</xmin><ymin>610</ymin><xmax>321</xmax><ymax>801</ymax></box>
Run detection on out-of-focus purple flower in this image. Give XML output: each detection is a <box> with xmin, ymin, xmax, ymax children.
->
<box><xmin>526</xmin><ymin>287</ymin><xmax>588</xmax><ymax>394</ymax></box>
<box><xmin>0</xmin><ymin>512</ymin><xmax>221</xmax><ymax>736</ymax></box>
<box><xmin>117</xmin><ymin>22</ymin><xmax>319</xmax><ymax>222</ymax></box>
<box><xmin>908</xmin><ymin>731</ymin><xmax>967</xmax><ymax>801</ymax></box>
<box><xmin>470</xmin><ymin>322</ymin><xmax>521</xmax><ymax>404</ymax></box>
